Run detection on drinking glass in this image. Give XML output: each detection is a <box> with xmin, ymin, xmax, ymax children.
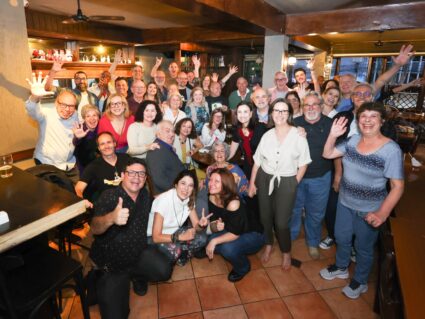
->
<box><xmin>0</xmin><ymin>154</ymin><xmax>13</xmax><ymax>178</ymax></box>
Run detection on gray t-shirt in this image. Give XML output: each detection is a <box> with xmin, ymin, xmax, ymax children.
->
<box><xmin>336</xmin><ymin>134</ymin><xmax>404</xmax><ymax>213</ymax></box>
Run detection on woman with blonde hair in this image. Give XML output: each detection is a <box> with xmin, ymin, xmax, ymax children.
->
<box><xmin>162</xmin><ymin>93</ymin><xmax>187</xmax><ymax>126</ymax></box>
<box><xmin>185</xmin><ymin>87</ymin><xmax>210</xmax><ymax>135</ymax></box>
<box><xmin>98</xmin><ymin>93</ymin><xmax>134</xmax><ymax>153</ymax></box>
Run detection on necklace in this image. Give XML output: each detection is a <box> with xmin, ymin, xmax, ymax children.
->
<box><xmin>172</xmin><ymin>191</ymin><xmax>185</xmax><ymax>228</ymax></box>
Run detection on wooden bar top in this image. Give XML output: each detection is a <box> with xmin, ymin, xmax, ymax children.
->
<box><xmin>0</xmin><ymin>167</ymin><xmax>85</xmax><ymax>253</ymax></box>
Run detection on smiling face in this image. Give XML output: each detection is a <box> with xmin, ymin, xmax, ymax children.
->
<box><xmin>322</xmin><ymin>88</ymin><xmax>340</xmax><ymax>108</ymax></box>
<box><xmin>286</xmin><ymin>93</ymin><xmax>300</xmax><ymax>113</ymax></box>
<box><xmin>109</xmin><ymin>96</ymin><xmax>125</xmax><ymax>117</ymax></box>
<box><xmin>169</xmin><ymin>62</ymin><xmax>180</xmax><ymax>78</ymax></box>
<box><xmin>208</xmin><ymin>172</ymin><xmax>223</xmax><ymax>195</ymax></box>
<box><xmin>97</xmin><ymin>133</ymin><xmax>116</xmax><ymax>157</ymax></box>
<box><xmin>212</xmin><ymin>111</ymin><xmax>223</xmax><ymax>126</ymax></box>
<box><xmin>154</xmin><ymin>71</ymin><xmax>166</xmax><ymax>87</ymax></box>
<box><xmin>213</xmin><ymin>144</ymin><xmax>226</xmax><ymax>165</ymax></box>
<box><xmin>352</xmin><ymin>85</ymin><xmax>373</xmax><ymax>110</ymax></box>
<box><xmin>132</xmin><ymin>66</ymin><xmax>144</xmax><ymax>81</ymax></box>
<box><xmin>236</xmin><ymin>104</ymin><xmax>252</xmax><ymax>127</ymax></box>
<box><xmin>143</xmin><ymin>104</ymin><xmax>157</xmax><ymax>124</ymax></box>
<box><xmin>131</xmin><ymin>80</ymin><xmax>146</xmax><ymax>100</ymax></box>
<box><xmin>147</xmin><ymin>83</ymin><xmax>158</xmax><ymax>97</ymax></box>
<box><xmin>202</xmin><ymin>76</ymin><xmax>211</xmax><ymax>89</ymax></box>
<box><xmin>209</xmin><ymin>82</ymin><xmax>221</xmax><ymax>97</ymax></box>
<box><xmin>169</xmin><ymin>94</ymin><xmax>182</xmax><ymax>110</ymax></box>
<box><xmin>55</xmin><ymin>91</ymin><xmax>77</xmax><ymax>119</ymax></box>
<box><xmin>275</xmin><ymin>74</ymin><xmax>288</xmax><ymax>90</ymax></box>
<box><xmin>84</xmin><ymin>109</ymin><xmax>99</xmax><ymax>130</ymax></box>
<box><xmin>303</xmin><ymin>95</ymin><xmax>322</xmax><ymax>123</ymax></box>
<box><xmin>187</xmin><ymin>72</ymin><xmax>195</xmax><ymax>83</ymax></box>
<box><xmin>251</xmin><ymin>88</ymin><xmax>269</xmax><ymax>110</ymax></box>
<box><xmin>340</xmin><ymin>75</ymin><xmax>356</xmax><ymax>95</ymax></box>
<box><xmin>115</xmin><ymin>79</ymin><xmax>128</xmax><ymax>97</ymax></box>
<box><xmin>180</xmin><ymin>120</ymin><xmax>193</xmax><ymax>137</ymax></box>
<box><xmin>192</xmin><ymin>89</ymin><xmax>204</xmax><ymax>104</ymax></box>
<box><xmin>121</xmin><ymin>163</ymin><xmax>147</xmax><ymax>196</ymax></box>
<box><xmin>74</xmin><ymin>72</ymin><xmax>88</xmax><ymax>92</ymax></box>
<box><xmin>175</xmin><ymin>175</ymin><xmax>195</xmax><ymax>201</ymax></box>
<box><xmin>177</xmin><ymin>72</ymin><xmax>188</xmax><ymax>88</ymax></box>
<box><xmin>236</xmin><ymin>77</ymin><xmax>248</xmax><ymax>94</ymax></box>
<box><xmin>358</xmin><ymin>110</ymin><xmax>382</xmax><ymax>137</ymax></box>
<box><xmin>295</xmin><ymin>70</ymin><xmax>306</xmax><ymax>84</ymax></box>
<box><xmin>271</xmin><ymin>101</ymin><xmax>290</xmax><ymax>126</ymax></box>
<box><xmin>157</xmin><ymin>121</ymin><xmax>175</xmax><ymax>145</ymax></box>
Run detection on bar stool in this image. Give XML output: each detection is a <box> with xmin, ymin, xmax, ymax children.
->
<box><xmin>0</xmin><ymin>246</ymin><xmax>90</xmax><ymax>319</ymax></box>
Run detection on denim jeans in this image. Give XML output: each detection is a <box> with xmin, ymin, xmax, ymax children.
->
<box><xmin>208</xmin><ymin>231</ymin><xmax>265</xmax><ymax>275</ymax></box>
<box><xmin>291</xmin><ymin>171</ymin><xmax>331</xmax><ymax>246</ymax></box>
<box><xmin>334</xmin><ymin>200</ymin><xmax>379</xmax><ymax>284</ymax></box>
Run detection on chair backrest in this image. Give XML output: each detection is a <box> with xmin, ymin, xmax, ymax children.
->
<box><xmin>26</xmin><ymin>164</ymin><xmax>75</xmax><ymax>194</ymax></box>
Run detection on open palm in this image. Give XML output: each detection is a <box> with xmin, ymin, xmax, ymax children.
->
<box><xmin>26</xmin><ymin>72</ymin><xmax>54</xmax><ymax>97</ymax></box>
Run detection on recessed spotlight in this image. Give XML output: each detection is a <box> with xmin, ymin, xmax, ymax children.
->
<box><xmin>308</xmin><ymin>33</ymin><xmax>318</xmax><ymax>36</ymax></box>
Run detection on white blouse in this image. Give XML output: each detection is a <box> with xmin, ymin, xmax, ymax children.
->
<box><xmin>253</xmin><ymin>127</ymin><xmax>311</xmax><ymax>194</ymax></box>
<box><xmin>147</xmin><ymin>188</ymin><xmax>191</xmax><ymax>236</ymax></box>
<box><xmin>127</xmin><ymin>122</ymin><xmax>157</xmax><ymax>159</ymax></box>
<box><xmin>200</xmin><ymin>123</ymin><xmax>226</xmax><ymax>147</ymax></box>
<box><xmin>163</xmin><ymin>108</ymin><xmax>187</xmax><ymax>126</ymax></box>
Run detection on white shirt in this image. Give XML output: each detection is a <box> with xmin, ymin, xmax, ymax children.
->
<box><xmin>147</xmin><ymin>188</ymin><xmax>191</xmax><ymax>236</ymax></box>
<box><xmin>253</xmin><ymin>127</ymin><xmax>311</xmax><ymax>194</ymax></box>
<box><xmin>163</xmin><ymin>108</ymin><xmax>187</xmax><ymax>126</ymax></box>
<box><xmin>25</xmin><ymin>99</ymin><xmax>77</xmax><ymax>171</ymax></box>
<box><xmin>348</xmin><ymin>118</ymin><xmax>359</xmax><ymax>137</ymax></box>
<box><xmin>200</xmin><ymin>123</ymin><xmax>226</xmax><ymax>147</ymax></box>
<box><xmin>127</xmin><ymin>122</ymin><xmax>157</xmax><ymax>159</ymax></box>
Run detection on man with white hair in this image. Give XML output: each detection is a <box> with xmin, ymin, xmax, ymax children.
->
<box><xmin>268</xmin><ymin>71</ymin><xmax>291</xmax><ymax>103</ymax></box>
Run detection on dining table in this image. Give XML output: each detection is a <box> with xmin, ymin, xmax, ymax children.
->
<box><xmin>0</xmin><ymin>166</ymin><xmax>86</xmax><ymax>253</ymax></box>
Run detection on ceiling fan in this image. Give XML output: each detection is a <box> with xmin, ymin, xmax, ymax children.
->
<box><xmin>62</xmin><ymin>0</ymin><xmax>125</xmax><ymax>24</ymax></box>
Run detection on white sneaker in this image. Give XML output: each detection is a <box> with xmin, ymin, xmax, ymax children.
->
<box><xmin>320</xmin><ymin>264</ymin><xmax>349</xmax><ymax>280</ymax></box>
<box><xmin>342</xmin><ymin>280</ymin><xmax>368</xmax><ymax>299</ymax></box>
<box><xmin>319</xmin><ymin>236</ymin><xmax>334</xmax><ymax>250</ymax></box>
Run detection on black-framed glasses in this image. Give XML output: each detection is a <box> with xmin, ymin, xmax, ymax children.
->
<box><xmin>110</xmin><ymin>102</ymin><xmax>123</xmax><ymax>108</ymax></box>
<box><xmin>125</xmin><ymin>170</ymin><xmax>147</xmax><ymax>178</ymax></box>
<box><xmin>273</xmin><ymin>109</ymin><xmax>289</xmax><ymax>115</ymax></box>
<box><xmin>58</xmin><ymin>102</ymin><xmax>76</xmax><ymax>109</ymax></box>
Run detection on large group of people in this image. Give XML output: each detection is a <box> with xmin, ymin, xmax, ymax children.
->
<box><xmin>23</xmin><ymin>44</ymin><xmax>414</xmax><ymax>318</ymax></box>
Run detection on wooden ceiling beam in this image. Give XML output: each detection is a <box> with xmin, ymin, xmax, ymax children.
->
<box><xmin>141</xmin><ymin>25</ymin><xmax>260</xmax><ymax>45</ymax></box>
<box><xmin>156</xmin><ymin>0</ymin><xmax>283</xmax><ymax>34</ymax></box>
<box><xmin>286</xmin><ymin>2</ymin><xmax>425</xmax><ymax>36</ymax></box>
<box><xmin>26</xmin><ymin>10</ymin><xmax>142</xmax><ymax>45</ymax></box>
<box><xmin>292</xmin><ymin>35</ymin><xmax>331</xmax><ymax>52</ymax></box>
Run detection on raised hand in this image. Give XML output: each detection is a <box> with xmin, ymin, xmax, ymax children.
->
<box><xmin>198</xmin><ymin>208</ymin><xmax>213</xmax><ymax>228</ymax></box>
<box><xmin>114</xmin><ymin>49</ymin><xmax>123</xmax><ymax>63</ymax></box>
<box><xmin>229</xmin><ymin>65</ymin><xmax>238</xmax><ymax>75</ymax></box>
<box><xmin>51</xmin><ymin>54</ymin><xmax>65</xmax><ymax>72</ymax></box>
<box><xmin>392</xmin><ymin>44</ymin><xmax>414</xmax><ymax>67</ymax></box>
<box><xmin>211</xmin><ymin>72</ymin><xmax>219</xmax><ymax>83</ymax></box>
<box><xmin>306</xmin><ymin>57</ymin><xmax>315</xmax><ymax>70</ymax></box>
<box><xmin>26</xmin><ymin>72</ymin><xmax>54</xmax><ymax>97</ymax></box>
<box><xmin>330</xmin><ymin>117</ymin><xmax>348</xmax><ymax>138</ymax></box>
<box><xmin>192</xmin><ymin>55</ymin><xmax>201</xmax><ymax>69</ymax></box>
<box><xmin>112</xmin><ymin>197</ymin><xmax>130</xmax><ymax>226</ymax></box>
<box><xmin>179</xmin><ymin>228</ymin><xmax>196</xmax><ymax>241</ymax></box>
<box><xmin>155</xmin><ymin>57</ymin><xmax>163</xmax><ymax>67</ymax></box>
<box><xmin>72</xmin><ymin>122</ymin><xmax>89</xmax><ymax>139</ymax></box>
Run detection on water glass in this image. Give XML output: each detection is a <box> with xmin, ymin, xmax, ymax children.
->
<box><xmin>0</xmin><ymin>154</ymin><xmax>13</xmax><ymax>178</ymax></box>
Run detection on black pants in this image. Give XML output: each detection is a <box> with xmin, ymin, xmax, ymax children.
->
<box><xmin>96</xmin><ymin>246</ymin><xmax>172</xmax><ymax>319</ymax></box>
<box><xmin>324</xmin><ymin>186</ymin><xmax>338</xmax><ymax>239</ymax></box>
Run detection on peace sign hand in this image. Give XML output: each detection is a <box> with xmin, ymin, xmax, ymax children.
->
<box><xmin>198</xmin><ymin>208</ymin><xmax>213</xmax><ymax>228</ymax></box>
<box><xmin>26</xmin><ymin>72</ymin><xmax>54</xmax><ymax>98</ymax></box>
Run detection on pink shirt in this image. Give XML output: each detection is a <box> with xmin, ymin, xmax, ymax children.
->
<box><xmin>98</xmin><ymin>115</ymin><xmax>135</xmax><ymax>151</ymax></box>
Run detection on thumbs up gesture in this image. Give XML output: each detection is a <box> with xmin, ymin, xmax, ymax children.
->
<box><xmin>112</xmin><ymin>197</ymin><xmax>129</xmax><ymax>225</ymax></box>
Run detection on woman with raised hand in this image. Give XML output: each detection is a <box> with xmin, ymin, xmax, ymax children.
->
<box><xmin>200</xmin><ymin>108</ymin><xmax>226</xmax><ymax>147</ymax></box>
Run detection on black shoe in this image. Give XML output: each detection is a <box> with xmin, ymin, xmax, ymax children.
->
<box><xmin>132</xmin><ymin>280</ymin><xmax>148</xmax><ymax>296</ymax></box>
<box><xmin>227</xmin><ymin>270</ymin><xmax>247</xmax><ymax>282</ymax></box>
<box><xmin>193</xmin><ymin>249</ymin><xmax>207</xmax><ymax>259</ymax></box>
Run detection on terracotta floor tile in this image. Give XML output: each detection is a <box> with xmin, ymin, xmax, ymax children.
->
<box><xmin>247</xmin><ymin>254</ymin><xmax>263</xmax><ymax>270</ymax></box>
<box><xmin>203</xmin><ymin>305</ymin><xmax>248</xmax><ymax>319</ymax></box>
<box><xmin>283</xmin><ymin>292</ymin><xmax>336</xmax><ymax>319</ymax></box>
<box><xmin>291</xmin><ymin>238</ymin><xmax>316</xmax><ymax>262</ymax></box>
<box><xmin>129</xmin><ymin>284</ymin><xmax>158</xmax><ymax>319</ymax></box>
<box><xmin>172</xmin><ymin>261</ymin><xmax>194</xmax><ymax>281</ymax></box>
<box><xmin>244</xmin><ymin>298</ymin><xmax>292</xmax><ymax>319</ymax></box>
<box><xmin>191</xmin><ymin>255</ymin><xmax>228</xmax><ymax>277</ymax></box>
<box><xmin>196</xmin><ymin>274</ymin><xmax>241</xmax><ymax>310</ymax></box>
<box><xmin>301</xmin><ymin>258</ymin><xmax>348</xmax><ymax>290</ymax></box>
<box><xmin>235</xmin><ymin>269</ymin><xmax>279</xmax><ymax>303</ymax></box>
<box><xmin>319</xmin><ymin>287</ymin><xmax>379</xmax><ymax>319</ymax></box>
<box><xmin>319</xmin><ymin>245</ymin><xmax>337</xmax><ymax>259</ymax></box>
<box><xmin>166</xmin><ymin>312</ymin><xmax>204</xmax><ymax>319</ymax></box>
<box><xmin>266</xmin><ymin>266</ymin><xmax>315</xmax><ymax>296</ymax></box>
<box><xmin>158</xmin><ymin>279</ymin><xmax>201</xmax><ymax>318</ymax></box>
<box><xmin>257</xmin><ymin>244</ymin><xmax>283</xmax><ymax>268</ymax></box>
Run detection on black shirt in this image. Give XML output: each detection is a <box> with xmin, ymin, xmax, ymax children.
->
<box><xmin>81</xmin><ymin>153</ymin><xmax>130</xmax><ymax>202</ymax></box>
<box><xmin>90</xmin><ymin>186</ymin><xmax>151</xmax><ymax>273</ymax></box>
<box><xmin>206</xmin><ymin>95</ymin><xmax>229</xmax><ymax>114</ymax></box>
<box><xmin>294</xmin><ymin>116</ymin><xmax>333</xmax><ymax>178</ymax></box>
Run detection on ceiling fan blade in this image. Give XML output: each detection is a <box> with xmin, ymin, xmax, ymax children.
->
<box><xmin>88</xmin><ymin>15</ymin><xmax>125</xmax><ymax>21</ymax></box>
<box><xmin>62</xmin><ymin>17</ymin><xmax>81</xmax><ymax>24</ymax></box>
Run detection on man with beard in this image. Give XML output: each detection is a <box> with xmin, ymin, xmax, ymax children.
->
<box><xmin>290</xmin><ymin>92</ymin><xmax>333</xmax><ymax>260</ymax></box>
<box><xmin>45</xmin><ymin>59</ymin><xmax>99</xmax><ymax>120</ymax></box>
<box><xmin>153</xmin><ymin>70</ymin><xmax>168</xmax><ymax>103</ymax></box>
<box><xmin>75</xmin><ymin>131</ymin><xmax>130</xmax><ymax>204</ymax></box>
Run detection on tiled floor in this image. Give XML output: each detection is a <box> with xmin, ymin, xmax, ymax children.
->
<box><xmin>61</xmin><ymin>225</ymin><xmax>380</xmax><ymax>319</ymax></box>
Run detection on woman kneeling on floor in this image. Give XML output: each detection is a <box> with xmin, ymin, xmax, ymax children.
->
<box><xmin>206</xmin><ymin>168</ymin><xmax>264</xmax><ymax>282</ymax></box>
<box><xmin>147</xmin><ymin>170</ymin><xmax>210</xmax><ymax>266</ymax></box>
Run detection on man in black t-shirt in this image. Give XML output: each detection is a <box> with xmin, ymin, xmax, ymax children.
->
<box><xmin>206</xmin><ymin>81</ymin><xmax>229</xmax><ymax>114</ymax></box>
<box><xmin>290</xmin><ymin>92</ymin><xmax>333</xmax><ymax>260</ymax></box>
<box><xmin>74</xmin><ymin>132</ymin><xmax>130</xmax><ymax>203</ymax></box>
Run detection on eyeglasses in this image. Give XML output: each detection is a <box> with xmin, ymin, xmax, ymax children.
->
<box><xmin>125</xmin><ymin>170</ymin><xmax>147</xmax><ymax>178</ymax></box>
<box><xmin>273</xmin><ymin>109</ymin><xmax>289</xmax><ymax>115</ymax></box>
<box><xmin>110</xmin><ymin>102</ymin><xmax>123</xmax><ymax>108</ymax></box>
<box><xmin>353</xmin><ymin>91</ymin><xmax>372</xmax><ymax>98</ymax></box>
<box><xmin>275</xmin><ymin>78</ymin><xmax>286</xmax><ymax>81</ymax></box>
<box><xmin>57</xmin><ymin>102</ymin><xmax>76</xmax><ymax>109</ymax></box>
<box><xmin>304</xmin><ymin>103</ymin><xmax>320</xmax><ymax>108</ymax></box>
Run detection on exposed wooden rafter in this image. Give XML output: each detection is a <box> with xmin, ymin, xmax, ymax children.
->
<box><xmin>285</xmin><ymin>2</ymin><xmax>425</xmax><ymax>36</ymax></box>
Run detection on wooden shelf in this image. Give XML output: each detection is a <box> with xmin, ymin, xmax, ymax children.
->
<box><xmin>31</xmin><ymin>60</ymin><xmax>133</xmax><ymax>79</ymax></box>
